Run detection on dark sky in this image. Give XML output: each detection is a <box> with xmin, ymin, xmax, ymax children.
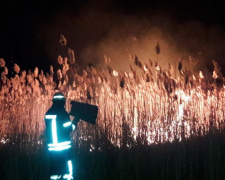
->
<box><xmin>1</xmin><ymin>0</ymin><xmax>225</xmax><ymax>72</ymax></box>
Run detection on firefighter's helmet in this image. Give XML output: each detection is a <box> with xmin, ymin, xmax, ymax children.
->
<box><xmin>52</xmin><ymin>92</ymin><xmax>66</xmax><ymax>101</ymax></box>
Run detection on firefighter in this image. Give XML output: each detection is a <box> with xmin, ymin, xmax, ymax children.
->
<box><xmin>45</xmin><ymin>92</ymin><xmax>75</xmax><ymax>180</ymax></box>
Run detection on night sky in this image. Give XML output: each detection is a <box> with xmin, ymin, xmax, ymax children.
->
<box><xmin>1</xmin><ymin>0</ymin><xmax>225</xmax><ymax>73</ymax></box>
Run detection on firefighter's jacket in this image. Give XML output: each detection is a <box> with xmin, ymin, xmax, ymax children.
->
<box><xmin>45</xmin><ymin>104</ymin><xmax>73</xmax><ymax>151</ymax></box>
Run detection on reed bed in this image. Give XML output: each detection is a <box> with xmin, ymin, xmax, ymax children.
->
<box><xmin>0</xmin><ymin>55</ymin><xmax>225</xmax><ymax>151</ymax></box>
<box><xmin>1</xmin><ymin>52</ymin><xmax>225</xmax><ymax>179</ymax></box>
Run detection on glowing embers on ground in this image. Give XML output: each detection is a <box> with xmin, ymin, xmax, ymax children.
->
<box><xmin>0</xmin><ymin>138</ymin><xmax>9</xmax><ymax>144</ymax></box>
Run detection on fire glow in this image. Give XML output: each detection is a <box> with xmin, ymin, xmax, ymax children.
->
<box><xmin>0</xmin><ymin>57</ymin><xmax>225</xmax><ymax>149</ymax></box>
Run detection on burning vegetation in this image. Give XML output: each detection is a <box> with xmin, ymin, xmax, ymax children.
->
<box><xmin>0</xmin><ymin>48</ymin><xmax>225</xmax><ymax>151</ymax></box>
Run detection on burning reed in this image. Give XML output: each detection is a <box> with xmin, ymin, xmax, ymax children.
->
<box><xmin>0</xmin><ymin>54</ymin><xmax>225</xmax><ymax>151</ymax></box>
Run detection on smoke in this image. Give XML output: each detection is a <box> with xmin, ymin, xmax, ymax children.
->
<box><xmin>37</xmin><ymin>0</ymin><xmax>225</xmax><ymax>72</ymax></box>
<box><xmin>80</xmin><ymin>16</ymin><xmax>188</xmax><ymax>71</ymax></box>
